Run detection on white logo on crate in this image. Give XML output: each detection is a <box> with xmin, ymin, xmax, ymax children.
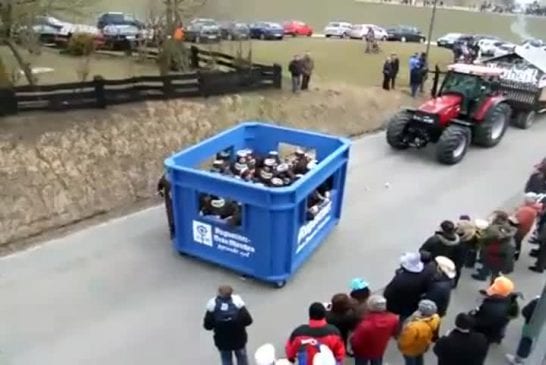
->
<box><xmin>296</xmin><ymin>201</ymin><xmax>333</xmax><ymax>254</ymax></box>
<box><xmin>193</xmin><ymin>221</ymin><xmax>213</xmax><ymax>247</ymax></box>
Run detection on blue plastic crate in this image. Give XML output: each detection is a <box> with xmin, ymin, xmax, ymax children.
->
<box><xmin>164</xmin><ymin>121</ymin><xmax>351</xmax><ymax>287</ymax></box>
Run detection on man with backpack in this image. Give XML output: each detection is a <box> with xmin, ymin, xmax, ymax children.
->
<box><xmin>203</xmin><ymin>285</ymin><xmax>253</xmax><ymax>365</ymax></box>
<box><xmin>398</xmin><ymin>299</ymin><xmax>441</xmax><ymax>365</ymax></box>
<box><xmin>285</xmin><ymin>302</ymin><xmax>345</xmax><ymax>365</ymax></box>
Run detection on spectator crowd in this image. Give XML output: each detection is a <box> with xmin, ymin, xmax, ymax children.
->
<box><xmin>198</xmin><ymin>159</ymin><xmax>546</xmax><ymax>365</ymax></box>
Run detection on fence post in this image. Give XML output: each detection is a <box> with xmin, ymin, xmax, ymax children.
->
<box><xmin>190</xmin><ymin>46</ymin><xmax>200</xmax><ymax>69</ymax></box>
<box><xmin>162</xmin><ymin>75</ymin><xmax>173</xmax><ymax>99</ymax></box>
<box><xmin>197</xmin><ymin>71</ymin><xmax>209</xmax><ymax>97</ymax></box>
<box><xmin>431</xmin><ymin>65</ymin><xmax>440</xmax><ymax>97</ymax></box>
<box><xmin>272</xmin><ymin>63</ymin><xmax>282</xmax><ymax>89</ymax></box>
<box><xmin>0</xmin><ymin>88</ymin><xmax>18</xmax><ymax>116</ymax></box>
<box><xmin>93</xmin><ymin>75</ymin><xmax>107</xmax><ymax>109</ymax></box>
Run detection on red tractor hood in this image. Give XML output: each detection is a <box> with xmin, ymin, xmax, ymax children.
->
<box><xmin>418</xmin><ymin>94</ymin><xmax>462</xmax><ymax>125</ymax></box>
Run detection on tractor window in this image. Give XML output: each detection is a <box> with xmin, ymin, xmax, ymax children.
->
<box><xmin>442</xmin><ymin>73</ymin><xmax>480</xmax><ymax>97</ymax></box>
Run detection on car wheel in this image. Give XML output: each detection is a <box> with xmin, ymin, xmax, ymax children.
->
<box><xmin>401</xmin><ymin>36</ymin><xmax>406</xmax><ymax>42</ymax></box>
<box><xmin>512</xmin><ymin>110</ymin><xmax>536</xmax><ymax>130</ymax></box>
<box><xmin>292</xmin><ymin>33</ymin><xmax>297</xmax><ymax>37</ymax></box>
<box><xmin>382</xmin><ymin>36</ymin><xmax>387</xmax><ymax>41</ymax></box>
<box><xmin>260</xmin><ymin>33</ymin><xmax>265</xmax><ymax>40</ymax></box>
<box><xmin>307</xmin><ymin>32</ymin><xmax>312</xmax><ymax>37</ymax></box>
<box><xmin>325</xmin><ymin>34</ymin><xmax>331</xmax><ymax>38</ymax></box>
<box><xmin>420</xmin><ymin>37</ymin><xmax>425</xmax><ymax>43</ymax></box>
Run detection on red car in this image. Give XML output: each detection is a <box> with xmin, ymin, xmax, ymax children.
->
<box><xmin>283</xmin><ymin>20</ymin><xmax>313</xmax><ymax>37</ymax></box>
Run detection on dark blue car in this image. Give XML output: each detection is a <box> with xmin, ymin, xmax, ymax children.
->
<box><xmin>249</xmin><ymin>22</ymin><xmax>284</xmax><ymax>40</ymax></box>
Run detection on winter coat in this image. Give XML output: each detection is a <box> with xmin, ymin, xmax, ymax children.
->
<box><xmin>326</xmin><ymin>307</ymin><xmax>359</xmax><ymax>347</ymax></box>
<box><xmin>521</xmin><ymin>297</ymin><xmax>539</xmax><ymax>337</ymax></box>
<box><xmin>288</xmin><ymin>59</ymin><xmax>302</xmax><ymax>76</ymax></box>
<box><xmin>398</xmin><ymin>313</ymin><xmax>440</xmax><ymax>356</ymax></box>
<box><xmin>472</xmin><ymin>294</ymin><xmax>518</xmax><ymax>342</ymax></box>
<box><xmin>420</xmin><ymin>232</ymin><xmax>463</xmax><ymax>267</ymax></box>
<box><xmin>350</xmin><ymin>312</ymin><xmax>399</xmax><ymax>359</ymax></box>
<box><xmin>480</xmin><ymin>223</ymin><xmax>517</xmax><ymax>273</ymax></box>
<box><xmin>203</xmin><ymin>295</ymin><xmax>253</xmax><ymax>351</ymax></box>
<box><xmin>301</xmin><ymin>55</ymin><xmax>314</xmax><ymax>75</ymax></box>
<box><xmin>384</xmin><ymin>269</ymin><xmax>429</xmax><ymax>317</ymax></box>
<box><xmin>525</xmin><ymin>172</ymin><xmax>546</xmax><ymax>194</ymax></box>
<box><xmin>433</xmin><ymin>329</ymin><xmax>489</xmax><ymax>365</ymax></box>
<box><xmin>391</xmin><ymin>58</ymin><xmax>400</xmax><ymax>75</ymax></box>
<box><xmin>383</xmin><ymin>60</ymin><xmax>392</xmax><ymax>77</ymax></box>
<box><xmin>285</xmin><ymin>319</ymin><xmax>345</xmax><ymax>362</ymax></box>
<box><xmin>410</xmin><ymin>67</ymin><xmax>423</xmax><ymax>85</ymax></box>
<box><xmin>422</xmin><ymin>272</ymin><xmax>453</xmax><ymax>317</ymax></box>
<box><xmin>515</xmin><ymin>203</ymin><xmax>542</xmax><ymax>237</ymax></box>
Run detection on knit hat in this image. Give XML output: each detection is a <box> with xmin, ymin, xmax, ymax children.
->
<box><xmin>254</xmin><ymin>344</ymin><xmax>276</xmax><ymax>365</ymax></box>
<box><xmin>367</xmin><ymin>295</ymin><xmax>387</xmax><ymax>312</ymax></box>
<box><xmin>459</xmin><ymin>215</ymin><xmax>471</xmax><ymax>221</ymax></box>
<box><xmin>417</xmin><ymin>299</ymin><xmax>438</xmax><ymax>316</ymax></box>
<box><xmin>309</xmin><ymin>302</ymin><xmax>327</xmax><ymax>320</ymax></box>
<box><xmin>486</xmin><ymin>276</ymin><xmax>514</xmax><ymax>297</ymax></box>
<box><xmin>435</xmin><ymin>256</ymin><xmax>456</xmax><ymax>279</ymax></box>
<box><xmin>400</xmin><ymin>252</ymin><xmax>424</xmax><ymax>273</ymax></box>
<box><xmin>349</xmin><ymin>277</ymin><xmax>369</xmax><ymax>291</ymax></box>
<box><xmin>440</xmin><ymin>220</ymin><xmax>456</xmax><ymax>234</ymax></box>
<box><xmin>455</xmin><ymin>313</ymin><xmax>475</xmax><ymax>331</ymax></box>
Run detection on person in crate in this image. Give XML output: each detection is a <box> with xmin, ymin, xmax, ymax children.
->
<box><xmin>203</xmin><ymin>285</ymin><xmax>253</xmax><ymax>365</ymax></box>
<box><xmin>351</xmin><ymin>295</ymin><xmax>399</xmax><ymax>365</ymax></box>
<box><xmin>285</xmin><ymin>302</ymin><xmax>345</xmax><ymax>364</ymax></box>
<box><xmin>325</xmin><ymin>293</ymin><xmax>359</xmax><ymax>350</ymax></box>
<box><xmin>433</xmin><ymin>313</ymin><xmax>489</xmax><ymax>365</ymax></box>
<box><xmin>397</xmin><ymin>299</ymin><xmax>441</xmax><ymax>365</ymax></box>
<box><xmin>157</xmin><ymin>172</ymin><xmax>174</xmax><ymax>239</ymax></box>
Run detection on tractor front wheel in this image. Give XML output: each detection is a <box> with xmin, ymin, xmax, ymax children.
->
<box><xmin>473</xmin><ymin>103</ymin><xmax>511</xmax><ymax>147</ymax></box>
<box><xmin>436</xmin><ymin>125</ymin><xmax>471</xmax><ymax>165</ymax></box>
<box><xmin>386</xmin><ymin>111</ymin><xmax>412</xmax><ymax>149</ymax></box>
<box><xmin>512</xmin><ymin>110</ymin><xmax>536</xmax><ymax>130</ymax></box>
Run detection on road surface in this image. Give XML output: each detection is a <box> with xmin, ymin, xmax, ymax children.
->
<box><xmin>1</xmin><ymin>120</ymin><xmax>545</xmax><ymax>364</ymax></box>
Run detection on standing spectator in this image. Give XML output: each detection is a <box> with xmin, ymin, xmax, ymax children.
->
<box><xmin>288</xmin><ymin>55</ymin><xmax>302</xmax><ymax>93</ymax></box>
<box><xmin>529</xmin><ymin>214</ymin><xmax>546</xmax><ymax>272</ymax></box>
<box><xmin>456</xmin><ymin>215</ymin><xmax>480</xmax><ymax>270</ymax></box>
<box><xmin>420</xmin><ymin>220</ymin><xmax>464</xmax><ymax>287</ymax></box>
<box><xmin>351</xmin><ymin>295</ymin><xmax>399</xmax><ymax>365</ymax></box>
<box><xmin>365</xmin><ymin>27</ymin><xmax>375</xmax><ymax>53</ymax></box>
<box><xmin>514</xmin><ymin>192</ymin><xmax>543</xmax><ymax>260</ymax></box>
<box><xmin>157</xmin><ymin>173</ymin><xmax>174</xmax><ymax>239</ymax></box>
<box><xmin>382</xmin><ymin>56</ymin><xmax>393</xmax><ymax>90</ymax></box>
<box><xmin>326</xmin><ymin>293</ymin><xmax>359</xmax><ymax>350</ymax></box>
<box><xmin>525</xmin><ymin>158</ymin><xmax>546</xmax><ymax>194</ymax></box>
<box><xmin>349</xmin><ymin>277</ymin><xmax>372</xmax><ymax>319</ymax></box>
<box><xmin>433</xmin><ymin>313</ymin><xmax>489</xmax><ymax>365</ymax></box>
<box><xmin>390</xmin><ymin>53</ymin><xmax>400</xmax><ymax>89</ymax></box>
<box><xmin>423</xmin><ymin>256</ymin><xmax>456</xmax><ymax>317</ymax></box>
<box><xmin>398</xmin><ymin>299</ymin><xmax>441</xmax><ymax>365</ymax></box>
<box><xmin>418</xmin><ymin>52</ymin><xmax>428</xmax><ymax>93</ymax></box>
<box><xmin>285</xmin><ymin>302</ymin><xmax>345</xmax><ymax>364</ymax></box>
<box><xmin>384</xmin><ymin>252</ymin><xmax>429</xmax><ymax>323</ymax></box>
<box><xmin>505</xmin><ymin>296</ymin><xmax>540</xmax><ymax>364</ymax></box>
<box><xmin>301</xmin><ymin>51</ymin><xmax>314</xmax><ymax>91</ymax></box>
<box><xmin>409</xmin><ymin>54</ymin><xmax>422</xmax><ymax>97</ymax></box>
<box><xmin>471</xmin><ymin>276</ymin><xmax>519</xmax><ymax>344</ymax></box>
<box><xmin>203</xmin><ymin>285</ymin><xmax>253</xmax><ymax>365</ymax></box>
<box><xmin>472</xmin><ymin>211</ymin><xmax>517</xmax><ymax>283</ymax></box>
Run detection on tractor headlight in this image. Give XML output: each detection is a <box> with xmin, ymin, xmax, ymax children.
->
<box><xmin>413</xmin><ymin>113</ymin><xmax>436</xmax><ymax>124</ymax></box>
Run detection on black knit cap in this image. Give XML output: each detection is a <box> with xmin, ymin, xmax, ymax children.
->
<box><xmin>440</xmin><ymin>220</ymin><xmax>456</xmax><ymax>234</ymax></box>
<box><xmin>455</xmin><ymin>312</ymin><xmax>475</xmax><ymax>330</ymax></box>
<box><xmin>309</xmin><ymin>302</ymin><xmax>326</xmax><ymax>320</ymax></box>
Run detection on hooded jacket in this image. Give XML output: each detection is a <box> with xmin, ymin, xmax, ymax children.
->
<box><xmin>420</xmin><ymin>232</ymin><xmax>463</xmax><ymax>266</ymax></box>
<box><xmin>472</xmin><ymin>294</ymin><xmax>518</xmax><ymax>342</ymax></box>
<box><xmin>423</xmin><ymin>272</ymin><xmax>453</xmax><ymax>317</ymax></box>
<box><xmin>433</xmin><ymin>328</ymin><xmax>489</xmax><ymax>365</ymax></box>
<box><xmin>515</xmin><ymin>202</ymin><xmax>542</xmax><ymax>237</ymax></box>
<box><xmin>384</xmin><ymin>269</ymin><xmax>429</xmax><ymax>317</ymax></box>
<box><xmin>350</xmin><ymin>311</ymin><xmax>399</xmax><ymax>359</ymax></box>
<box><xmin>525</xmin><ymin>171</ymin><xmax>546</xmax><ymax>194</ymax></box>
<box><xmin>285</xmin><ymin>319</ymin><xmax>345</xmax><ymax>362</ymax></box>
<box><xmin>480</xmin><ymin>222</ymin><xmax>517</xmax><ymax>273</ymax></box>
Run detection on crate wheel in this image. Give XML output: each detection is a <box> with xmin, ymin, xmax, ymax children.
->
<box><xmin>274</xmin><ymin>280</ymin><xmax>286</xmax><ymax>289</ymax></box>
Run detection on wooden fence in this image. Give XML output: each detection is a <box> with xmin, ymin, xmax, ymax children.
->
<box><xmin>0</xmin><ymin>46</ymin><xmax>282</xmax><ymax>116</ymax></box>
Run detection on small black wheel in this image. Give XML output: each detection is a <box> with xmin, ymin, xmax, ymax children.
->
<box><xmin>512</xmin><ymin>110</ymin><xmax>536</xmax><ymax>130</ymax></box>
<box><xmin>274</xmin><ymin>280</ymin><xmax>286</xmax><ymax>288</ymax></box>
<box><xmin>386</xmin><ymin>110</ymin><xmax>412</xmax><ymax>149</ymax></box>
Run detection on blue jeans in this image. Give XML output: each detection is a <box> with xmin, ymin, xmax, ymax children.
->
<box><xmin>410</xmin><ymin>83</ymin><xmax>419</xmax><ymax>97</ymax></box>
<box><xmin>404</xmin><ymin>354</ymin><xmax>424</xmax><ymax>365</ymax></box>
<box><xmin>219</xmin><ymin>348</ymin><xmax>248</xmax><ymax>365</ymax></box>
<box><xmin>355</xmin><ymin>357</ymin><xmax>383</xmax><ymax>365</ymax></box>
<box><xmin>516</xmin><ymin>336</ymin><xmax>533</xmax><ymax>358</ymax></box>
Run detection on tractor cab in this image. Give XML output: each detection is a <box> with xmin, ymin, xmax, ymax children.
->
<box><xmin>439</xmin><ymin>64</ymin><xmax>504</xmax><ymax>115</ymax></box>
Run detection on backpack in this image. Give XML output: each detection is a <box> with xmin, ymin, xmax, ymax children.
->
<box><xmin>296</xmin><ymin>339</ymin><xmax>335</xmax><ymax>365</ymax></box>
<box><xmin>398</xmin><ymin>317</ymin><xmax>438</xmax><ymax>357</ymax></box>
<box><xmin>213</xmin><ymin>296</ymin><xmax>239</xmax><ymax>323</ymax></box>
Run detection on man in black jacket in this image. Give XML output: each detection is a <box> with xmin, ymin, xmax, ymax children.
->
<box><xmin>434</xmin><ymin>313</ymin><xmax>489</xmax><ymax>365</ymax></box>
<box><xmin>288</xmin><ymin>54</ymin><xmax>303</xmax><ymax>93</ymax></box>
<box><xmin>382</xmin><ymin>56</ymin><xmax>393</xmax><ymax>90</ymax></box>
<box><xmin>390</xmin><ymin>53</ymin><xmax>399</xmax><ymax>90</ymax></box>
<box><xmin>203</xmin><ymin>285</ymin><xmax>253</xmax><ymax>365</ymax></box>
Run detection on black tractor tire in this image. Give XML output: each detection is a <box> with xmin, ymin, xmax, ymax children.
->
<box><xmin>436</xmin><ymin>125</ymin><xmax>471</xmax><ymax>165</ymax></box>
<box><xmin>386</xmin><ymin>111</ymin><xmax>412</xmax><ymax>149</ymax></box>
<box><xmin>473</xmin><ymin>102</ymin><xmax>511</xmax><ymax>147</ymax></box>
<box><xmin>512</xmin><ymin>110</ymin><xmax>536</xmax><ymax>130</ymax></box>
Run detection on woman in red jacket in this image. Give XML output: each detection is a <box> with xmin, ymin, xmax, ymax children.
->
<box><xmin>514</xmin><ymin>193</ymin><xmax>543</xmax><ymax>260</ymax></box>
<box><xmin>351</xmin><ymin>295</ymin><xmax>399</xmax><ymax>365</ymax></box>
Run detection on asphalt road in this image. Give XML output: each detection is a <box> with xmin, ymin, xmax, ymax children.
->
<box><xmin>1</xmin><ymin>119</ymin><xmax>545</xmax><ymax>365</ymax></box>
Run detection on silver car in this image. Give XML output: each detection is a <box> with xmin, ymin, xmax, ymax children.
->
<box><xmin>323</xmin><ymin>21</ymin><xmax>352</xmax><ymax>38</ymax></box>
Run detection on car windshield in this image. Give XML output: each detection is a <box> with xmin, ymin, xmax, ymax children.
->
<box><xmin>327</xmin><ymin>22</ymin><xmax>340</xmax><ymax>27</ymax></box>
<box><xmin>351</xmin><ymin>25</ymin><xmax>363</xmax><ymax>30</ymax></box>
<box><xmin>235</xmin><ymin>23</ymin><xmax>248</xmax><ymax>29</ymax></box>
<box><xmin>267</xmin><ymin>23</ymin><xmax>282</xmax><ymax>29</ymax></box>
<box><xmin>107</xmin><ymin>14</ymin><xmax>124</xmax><ymax>22</ymax></box>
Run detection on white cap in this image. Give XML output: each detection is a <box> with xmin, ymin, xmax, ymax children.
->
<box><xmin>254</xmin><ymin>344</ymin><xmax>276</xmax><ymax>365</ymax></box>
<box><xmin>525</xmin><ymin>192</ymin><xmax>538</xmax><ymax>204</ymax></box>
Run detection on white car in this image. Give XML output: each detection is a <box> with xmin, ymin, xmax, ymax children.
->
<box><xmin>478</xmin><ymin>39</ymin><xmax>504</xmax><ymax>57</ymax></box>
<box><xmin>348</xmin><ymin>24</ymin><xmax>387</xmax><ymax>40</ymax></box>
<box><xmin>487</xmin><ymin>42</ymin><xmax>516</xmax><ymax>58</ymax></box>
<box><xmin>323</xmin><ymin>21</ymin><xmax>352</xmax><ymax>38</ymax></box>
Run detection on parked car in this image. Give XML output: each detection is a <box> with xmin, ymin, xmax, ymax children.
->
<box><xmin>491</xmin><ymin>42</ymin><xmax>516</xmax><ymax>57</ymax></box>
<box><xmin>184</xmin><ymin>18</ymin><xmax>221</xmax><ymax>43</ymax></box>
<box><xmin>282</xmin><ymin>20</ymin><xmax>313</xmax><ymax>37</ymax></box>
<box><xmin>323</xmin><ymin>21</ymin><xmax>352</xmax><ymax>38</ymax></box>
<box><xmin>102</xmin><ymin>24</ymin><xmax>144</xmax><ymax>49</ymax></box>
<box><xmin>97</xmin><ymin>12</ymin><xmax>145</xmax><ymax>30</ymax></box>
<box><xmin>385</xmin><ymin>25</ymin><xmax>425</xmax><ymax>42</ymax></box>
<box><xmin>478</xmin><ymin>38</ymin><xmax>502</xmax><ymax>57</ymax></box>
<box><xmin>348</xmin><ymin>24</ymin><xmax>388</xmax><ymax>40</ymax></box>
<box><xmin>437</xmin><ymin>33</ymin><xmax>474</xmax><ymax>48</ymax></box>
<box><xmin>521</xmin><ymin>38</ymin><xmax>544</xmax><ymax>48</ymax></box>
<box><xmin>218</xmin><ymin>21</ymin><xmax>250</xmax><ymax>40</ymax></box>
<box><xmin>249</xmin><ymin>22</ymin><xmax>284</xmax><ymax>40</ymax></box>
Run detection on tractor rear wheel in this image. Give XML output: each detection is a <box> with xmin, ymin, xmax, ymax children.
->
<box><xmin>436</xmin><ymin>125</ymin><xmax>470</xmax><ymax>165</ymax></box>
<box><xmin>473</xmin><ymin>103</ymin><xmax>511</xmax><ymax>147</ymax></box>
<box><xmin>386</xmin><ymin>111</ymin><xmax>412</xmax><ymax>149</ymax></box>
<box><xmin>512</xmin><ymin>110</ymin><xmax>536</xmax><ymax>130</ymax></box>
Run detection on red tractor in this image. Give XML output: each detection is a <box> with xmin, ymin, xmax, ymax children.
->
<box><xmin>386</xmin><ymin>64</ymin><xmax>512</xmax><ymax>165</ymax></box>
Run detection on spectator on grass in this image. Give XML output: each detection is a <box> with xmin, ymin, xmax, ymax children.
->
<box><xmin>288</xmin><ymin>54</ymin><xmax>303</xmax><ymax>93</ymax></box>
<box><xmin>409</xmin><ymin>54</ymin><xmax>422</xmax><ymax>97</ymax></box>
<box><xmin>419</xmin><ymin>52</ymin><xmax>428</xmax><ymax>93</ymax></box>
<box><xmin>365</xmin><ymin>27</ymin><xmax>375</xmax><ymax>53</ymax></box>
<box><xmin>301</xmin><ymin>51</ymin><xmax>314</xmax><ymax>91</ymax></box>
<box><xmin>382</xmin><ymin>56</ymin><xmax>393</xmax><ymax>90</ymax></box>
<box><xmin>390</xmin><ymin>53</ymin><xmax>400</xmax><ymax>89</ymax></box>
